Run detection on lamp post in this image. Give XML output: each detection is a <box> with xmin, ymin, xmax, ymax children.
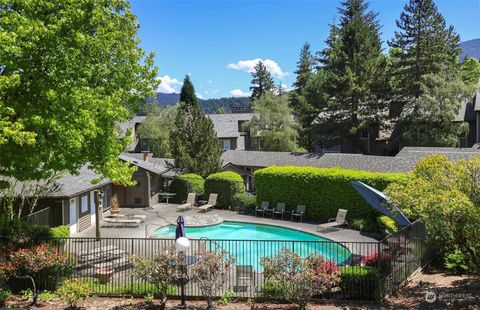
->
<box><xmin>175</xmin><ymin>236</ymin><xmax>190</xmax><ymax>309</ymax></box>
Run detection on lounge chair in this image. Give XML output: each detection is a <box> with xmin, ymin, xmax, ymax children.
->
<box><xmin>255</xmin><ymin>201</ymin><xmax>269</xmax><ymax>217</ymax></box>
<box><xmin>198</xmin><ymin>194</ymin><xmax>218</xmax><ymax>212</ymax></box>
<box><xmin>233</xmin><ymin>265</ymin><xmax>254</xmax><ymax>293</ymax></box>
<box><xmin>177</xmin><ymin>193</ymin><xmax>196</xmax><ymax>211</ymax></box>
<box><xmin>317</xmin><ymin>209</ymin><xmax>349</xmax><ymax>232</ymax></box>
<box><xmin>291</xmin><ymin>205</ymin><xmax>306</xmax><ymax>222</ymax></box>
<box><xmin>272</xmin><ymin>203</ymin><xmax>287</xmax><ymax>219</ymax></box>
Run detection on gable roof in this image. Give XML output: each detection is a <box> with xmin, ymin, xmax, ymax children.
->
<box><xmin>395</xmin><ymin>146</ymin><xmax>480</xmax><ymax>162</ymax></box>
<box><xmin>221</xmin><ymin>150</ymin><xmax>324</xmax><ymax>168</ymax></box>
<box><xmin>207</xmin><ymin>113</ymin><xmax>255</xmax><ymax>138</ymax></box>
<box><xmin>119</xmin><ymin>153</ymin><xmax>175</xmax><ymax>176</ymax></box>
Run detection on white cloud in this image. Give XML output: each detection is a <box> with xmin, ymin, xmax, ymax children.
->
<box><xmin>204</xmin><ymin>90</ymin><xmax>209</xmax><ymax>95</ymax></box>
<box><xmin>196</xmin><ymin>93</ymin><xmax>204</xmax><ymax>99</ymax></box>
<box><xmin>208</xmin><ymin>80</ymin><xmax>213</xmax><ymax>84</ymax></box>
<box><xmin>212</xmin><ymin>89</ymin><xmax>219</xmax><ymax>94</ymax></box>
<box><xmin>157</xmin><ymin>75</ymin><xmax>182</xmax><ymax>93</ymax></box>
<box><xmin>227</xmin><ymin>58</ymin><xmax>287</xmax><ymax>79</ymax></box>
<box><xmin>230</xmin><ymin>89</ymin><xmax>250</xmax><ymax>97</ymax></box>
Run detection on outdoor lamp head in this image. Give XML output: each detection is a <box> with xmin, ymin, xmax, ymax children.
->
<box><xmin>175</xmin><ymin>237</ymin><xmax>190</xmax><ymax>252</ymax></box>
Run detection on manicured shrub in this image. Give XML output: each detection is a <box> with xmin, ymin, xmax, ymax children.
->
<box><xmin>339</xmin><ymin>266</ymin><xmax>379</xmax><ymax>301</ymax></box>
<box><xmin>57</xmin><ymin>279</ymin><xmax>91</xmax><ymax>308</ymax></box>
<box><xmin>361</xmin><ymin>252</ymin><xmax>394</xmax><ymax>277</ymax></box>
<box><xmin>376</xmin><ymin>215</ymin><xmax>398</xmax><ymax>236</ymax></box>
<box><xmin>233</xmin><ymin>193</ymin><xmax>256</xmax><ymax>213</ymax></box>
<box><xmin>0</xmin><ymin>215</ymin><xmax>52</xmax><ymax>248</ymax></box>
<box><xmin>204</xmin><ymin>172</ymin><xmax>245</xmax><ymax>208</ymax></box>
<box><xmin>254</xmin><ymin>166</ymin><xmax>405</xmax><ymax>222</ymax></box>
<box><xmin>169</xmin><ymin>173</ymin><xmax>204</xmax><ymax>203</ymax></box>
<box><xmin>50</xmin><ymin>225</ymin><xmax>70</xmax><ymax>238</ymax></box>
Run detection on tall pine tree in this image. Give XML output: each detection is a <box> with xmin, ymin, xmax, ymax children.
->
<box><xmin>389</xmin><ymin>0</ymin><xmax>467</xmax><ymax>147</ymax></box>
<box><xmin>315</xmin><ymin>0</ymin><xmax>388</xmax><ymax>153</ymax></box>
<box><xmin>389</xmin><ymin>0</ymin><xmax>460</xmax><ymax>101</ymax></box>
<box><xmin>250</xmin><ymin>61</ymin><xmax>276</xmax><ymax>101</ymax></box>
<box><xmin>169</xmin><ymin>76</ymin><xmax>222</xmax><ymax>177</ymax></box>
<box><xmin>289</xmin><ymin>42</ymin><xmax>318</xmax><ymax>151</ymax></box>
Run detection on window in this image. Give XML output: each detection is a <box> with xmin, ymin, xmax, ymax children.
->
<box><xmin>80</xmin><ymin>194</ymin><xmax>88</xmax><ymax>213</ymax></box>
<box><xmin>359</xmin><ymin>130</ymin><xmax>369</xmax><ymax>140</ymax></box>
<box><xmin>219</xmin><ymin>139</ymin><xmax>231</xmax><ymax>151</ymax></box>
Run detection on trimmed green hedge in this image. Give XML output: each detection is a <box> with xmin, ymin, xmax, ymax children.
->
<box><xmin>170</xmin><ymin>173</ymin><xmax>204</xmax><ymax>203</ymax></box>
<box><xmin>205</xmin><ymin>172</ymin><xmax>245</xmax><ymax>208</ymax></box>
<box><xmin>50</xmin><ymin>225</ymin><xmax>70</xmax><ymax>238</ymax></box>
<box><xmin>254</xmin><ymin>166</ymin><xmax>405</xmax><ymax>222</ymax></box>
<box><xmin>339</xmin><ymin>266</ymin><xmax>379</xmax><ymax>300</ymax></box>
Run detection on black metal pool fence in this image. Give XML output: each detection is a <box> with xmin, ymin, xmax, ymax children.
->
<box><xmin>4</xmin><ymin>220</ymin><xmax>430</xmax><ymax>302</ymax></box>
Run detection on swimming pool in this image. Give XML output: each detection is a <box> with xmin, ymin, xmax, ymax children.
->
<box><xmin>154</xmin><ymin>221</ymin><xmax>351</xmax><ymax>270</ymax></box>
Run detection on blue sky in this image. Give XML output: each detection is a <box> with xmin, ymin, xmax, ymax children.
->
<box><xmin>130</xmin><ymin>0</ymin><xmax>480</xmax><ymax>99</ymax></box>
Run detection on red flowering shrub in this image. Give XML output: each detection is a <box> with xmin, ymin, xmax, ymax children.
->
<box><xmin>0</xmin><ymin>262</ymin><xmax>14</xmax><ymax>288</ymax></box>
<box><xmin>361</xmin><ymin>252</ymin><xmax>394</xmax><ymax>277</ymax></box>
<box><xmin>261</xmin><ymin>248</ymin><xmax>339</xmax><ymax>310</ymax></box>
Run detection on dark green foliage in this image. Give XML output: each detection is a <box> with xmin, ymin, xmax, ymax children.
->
<box><xmin>290</xmin><ymin>43</ymin><xmax>318</xmax><ymax>151</ymax></box>
<box><xmin>461</xmin><ymin>57</ymin><xmax>480</xmax><ymax>87</ymax></box>
<box><xmin>204</xmin><ymin>172</ymin><xmax>245</xmax><ymax>208</ymax></box>
<box><xmin>339</xmin><ymin>266</ymin><xmax>379</xmax><ymax>300</ymax></box>
<box><xmin>376</xmin><ymin>215</ymin><xmax>398</xmax><ymax>236</ymax></box>
<box><xmin>169</xmin><ymin>76</ymin><xmax>222</xmax><ymax>178</ymax></box>
<box><xmin>0</xmin><ymin>215</ymin><xmax>52</xmax><ymax>245</ymax></box>
<box><xmin>233</xmin><ymin>193</ymin><xmax>256</xmax><ymax>213</ymax></box>
<box><xmin>350</xmin><ymin>218</ymin><xmax>378</xmax><ymax>233</ymax></box>
<box><xmin>389</xmin><ymin>0</ymin><xmax>460</xmax><ymax>101</ymax></box>
<box><xmin>250</xmin><ymin>61</ymin><xmax>276</xmax><ymax>101</ymax></box>
<box><xmin>259</xmin><ymin>280</ymin><xmax>287</xmax><ymax>299</ymax></box>
<box><xmin>0</xmin><ymin>290</ymin><xmax>12</xmax><ymax>306</ymax></box>
<box><xmin>200</xmin><ymin>97</ymin><xmax>251</xmax><ymax>114</ymax></box>
<box><xmin>169</xmin><ymin>174</ymin><xmax>205</xmax><ymax>203</ymax></box>
<box><xmin>315</xmin><ymin>0</ymin><xmax>389</xmax><ymax>152</ymax></box>
<box><xmin>254</xmin><ymin>166</ymin><xmax>404</xmax><ymax>222</ymax></box>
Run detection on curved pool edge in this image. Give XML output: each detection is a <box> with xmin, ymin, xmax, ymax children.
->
<box><xmin>151</xmin><ymin>220</ymin><xmax>353</xmax><ymax>265</ymax></box>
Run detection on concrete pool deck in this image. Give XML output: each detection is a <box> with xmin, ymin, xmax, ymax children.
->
<box><xmin>73</xmin><ymin>203</ymin><xmax>380</xmax><ymax>245</ymax></box>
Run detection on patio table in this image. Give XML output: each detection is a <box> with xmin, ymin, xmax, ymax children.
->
<box><xmin>159</xmin><ymin>192</ymin><xmax>177</xmax><ymax>206</ymax></box>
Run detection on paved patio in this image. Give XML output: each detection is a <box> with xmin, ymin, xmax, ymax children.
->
<box><xmin>73</xmin><ymin>202</ymin><xmax>379</xmax><ymax>244</ymax></box>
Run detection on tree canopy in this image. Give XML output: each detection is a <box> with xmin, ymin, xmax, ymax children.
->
<box><xmin>0</xmin><ymin>0</ymin><xmax>158</xmax><ymax>184</ymax></box>
<box><xmin>169</xmin><ymin>76</ymin><xmax>222</xmax><ymax>178</ymax></box>
<box><xmin>136</xmin><ymin>105</ymin><xmax>177</xmax><ymax>158</ymax></box>
<box><xmin>250</xmin><ymin>61</ymin><xmax>276</xmax><ymax>101</ymax></box>
<box><xmin>314</xmin><ymin>0</ymin><xmax>388</xmax><ymax>153</ymax></box>
<box><xmin>245</xmin><ymin>94</ymin><xmax>302</xmax><ymax>152</ymax></box>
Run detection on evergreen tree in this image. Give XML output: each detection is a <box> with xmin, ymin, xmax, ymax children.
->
<box><xmin>388</xmin><ymin>0</ymin><xmax>464</xmax><ymax>146</ymax></box>
<box><xmin>461</xmin><ymin>58</ymin><xmax>480</xmax><ymax>87</ymax></box>
<box><xmin>315</xmin><ymin>0</ymin><xmax>388</xmax><ymax>153</ymax></box>
<box><xmin>388</xmin><ymin>0</ymin><xmax>460</xmax><ymax>101</ymax></box>
<box><xmin>293</xmin><ymin>42</ymin><xmax>315</xmax><ymax>93</ymax></box>
<box><xmin>289</xmin><ymin>42</ymin><xmax>318</xmax><ymax>151</ymax></box>
<box><xmin>169</xmin><ymin>76</ymin><xmax>222</xmax><ymax>178</ymax></box>
<box><xmin>250</xmin><ymin>61</ymin><xmax>276</xmax><ymax>101</ymax></box>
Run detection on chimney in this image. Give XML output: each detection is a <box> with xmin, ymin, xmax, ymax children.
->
<box><xmin>143</xmin><ymin>152</ymin><xmax>149</xmax><ymax>162</ymax></box>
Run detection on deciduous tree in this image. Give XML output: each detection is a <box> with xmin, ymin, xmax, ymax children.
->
<box><xmin>244</xmin><ymin>94</ymin><xmax>302</xmax><ymax>152</ymax></box>
<box><xmin>0</xmin><ymin>0</ymin><xmax>158</xmax><ymax>184</ymax></box>
<box><xmin>137</xmin><ymin>105</ymin><xmax>177</xmax><ymax>158</ymax></box>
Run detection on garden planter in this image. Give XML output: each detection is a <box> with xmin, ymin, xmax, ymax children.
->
<box><xmin>96</xmin><ymin>266</ymin><xmax>114</xmax><ymax>284</ymax></box>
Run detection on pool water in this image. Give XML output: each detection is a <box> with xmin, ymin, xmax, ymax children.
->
<box><xmin>154</xmin><ymin>221</ymin><xmax>351</xmax><ymax>270</ymax></box>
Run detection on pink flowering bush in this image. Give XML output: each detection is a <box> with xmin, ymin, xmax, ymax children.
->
<box><xmin>190</xmin><ymin>249</ymin><xmax>235</xmax><ymax>310</ymax></box>
<box><xmin>361</xmin><ymin>252</ymin><xmax>394</xmax><ymax>277</ymax></box>
<box><xmin>261</xmin><ymin>248</ymin><xmax>340</xmax><ymax>310</ymax></box>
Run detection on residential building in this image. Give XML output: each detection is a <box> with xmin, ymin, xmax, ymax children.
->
<box><xmin>455</xmin><ymin>85</ymin><xmax>480</xmax><ymax>147</ymax></box>
<box><xmin>206</xmin><ymin>113</ymin><xmax>255</xmax><ymax>151</ymax></box>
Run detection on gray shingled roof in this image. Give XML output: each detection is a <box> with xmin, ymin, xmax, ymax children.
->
<box><xmin>207</xmin><ymin>113</ymin><xmax>254</xmax><ymax>138</ymax></box>
<box><xmin>221</xmin><ymin>150</ymin><xmax>412</xmax><ymax>173</ymax></box>
<box><xmin>396</xmin><ymin>146</ymin><xmax>480</xmax><ymax>162</ymax></box>
<box><xmin>22</xmin><ymin>166</ymin><xmax>110</xmax><ymax>198</ymax></box>
<box><xmin>119</xmin><ymin>153</ymin><xmax>175</xmax><ymax>176</ymax></box>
